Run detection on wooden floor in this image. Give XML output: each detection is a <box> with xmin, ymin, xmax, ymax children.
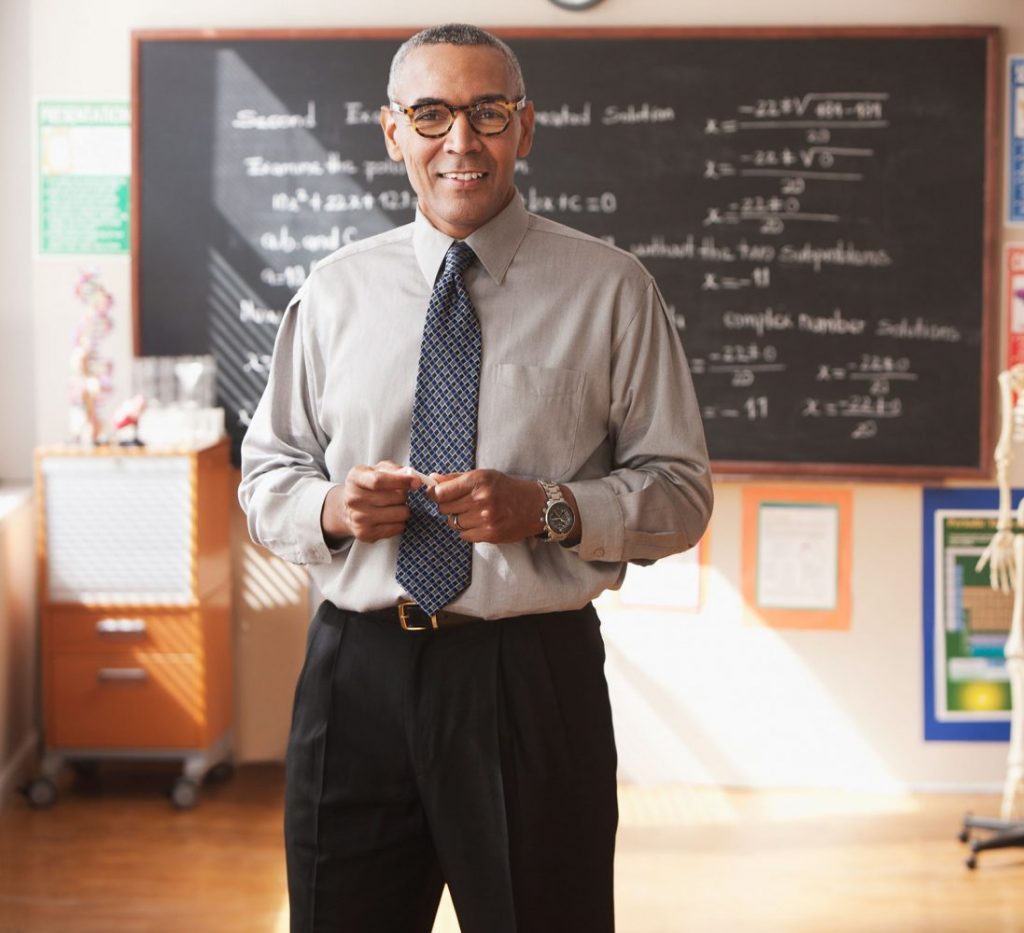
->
<box><xmin>0</xmin><ymin>764</ymin><xmax>1022</xmax><ymax>932</ymax></box>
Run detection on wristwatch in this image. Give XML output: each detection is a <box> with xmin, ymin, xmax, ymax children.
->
<box><xmin>538</xmin><ymin>480</ymin><xmax>576</xmax><ymax>542</ymax></box>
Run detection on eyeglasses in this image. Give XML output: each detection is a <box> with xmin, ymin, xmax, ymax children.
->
<box><xmin>389</xmin><ymin>97</ymin><xmax>527</xmax><ymax>138</ymax></box>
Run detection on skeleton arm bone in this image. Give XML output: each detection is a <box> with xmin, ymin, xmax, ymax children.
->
<box><xmin>977</xmin><ymin>367</ymin><xmax>1024</xmax><ymax>593</ymax></box>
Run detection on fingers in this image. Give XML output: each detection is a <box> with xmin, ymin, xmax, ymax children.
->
<box><xmin>995</xmin><ymin>563</ymin><xmax>1015</xmax><ymax>595</ymax></box>
<box><xmin>432</xmin><ymin>469</ymin><xmax>543</xmax><ymax>544</ymax></box>
<box><xmin>331</xmin><ymin>465</ymin><xmax>542</xmax><ymax>544</ymax></box>
<box><xmin>353</xmin><ymin>485</ymin><xmax>412</xmax><ymax>508</ymax></box>
<box><xmin>336</xmin><ymin>463</ymin><xmax>421</xmax><ymax>542</ymax></box>
<box><xmin>433</xmin><ymin>471</ymin><xmax>481</xmax><ymax>525</ymax></box>
<box><xmin>431</xmin><ymin>471</ymin><xmax>474</xmax><ymax>503</ymax></box>
<box><xmin>352</xmin><ymin>462</ymin><xmax>419</xmax><ymax>491</ymax></box>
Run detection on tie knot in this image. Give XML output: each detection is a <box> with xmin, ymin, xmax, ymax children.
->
<box><xmin>443</xmin><ymin>241</ymin><xmax>476</xmax><ymax>279</ymax></box>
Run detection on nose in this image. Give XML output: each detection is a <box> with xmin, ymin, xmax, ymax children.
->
<box><xmin>444</xmin><ymin>111</ymin><xmax>482</xmax><ymax>154</ymax></box>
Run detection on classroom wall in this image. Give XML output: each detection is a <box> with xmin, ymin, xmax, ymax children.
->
<box><xmin>0</xmin><ymin>0</ymin><xmax>37</xmax><ymax>810</ymax></box>
<box><xmin>0</xmin><ymin>0</ymin><xmax>34</xmax><ymax>481</ymax></box>
<box><xmin>9</xmin><ymin>0</ymin><xmax>1024</xmax><ymax>792</ymax></box>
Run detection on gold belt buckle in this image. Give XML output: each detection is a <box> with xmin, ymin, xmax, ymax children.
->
<box><xmin>398</xmin><ymin>600</ymin><xmax>440</xmax><ymax>631</ymax></box>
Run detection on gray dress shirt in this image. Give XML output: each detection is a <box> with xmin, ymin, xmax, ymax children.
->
<box><xmin>238</xmin><ymin>194</ymin><xmax>713</xmax><ymax>619</ymax></box>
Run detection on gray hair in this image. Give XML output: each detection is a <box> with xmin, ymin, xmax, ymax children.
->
<box><xmin>387</xmin><ymin>23</ymin><xmax>526</xmax><ymax>103</ymax></box>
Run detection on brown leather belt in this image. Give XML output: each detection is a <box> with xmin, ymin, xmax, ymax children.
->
<box><xmin>365</xmin><ymin>600</ymin><xmax>484</xmax><ymax>632</ymax></box>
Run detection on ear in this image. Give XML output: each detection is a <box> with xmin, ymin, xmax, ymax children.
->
<box><xmin>516</xmin><ymin>100</ymin><xmax>535</xmax><ymax>159</ymax></box>
<box><xmin>380</xmin><ymin>105</ymin><xmax>405</xmax><ymax>163</ymax></box>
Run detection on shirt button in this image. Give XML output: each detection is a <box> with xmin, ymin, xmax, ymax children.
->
<box><xmin>594</xmin><ymin>547</ymin><xmax>605</xmax><ymax>557</ymax></box>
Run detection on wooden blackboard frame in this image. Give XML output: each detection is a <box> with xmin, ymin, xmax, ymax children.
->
<box><xmin>132</xmin><ymin>25</ymin><xmax>1001</xmax><ymax>480</ymax></box>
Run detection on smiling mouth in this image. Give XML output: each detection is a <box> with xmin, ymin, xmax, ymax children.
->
<box><xmin>440</xmin><ymin>171</ymin><xmax>487</xmax><ymax>181</ymax></box>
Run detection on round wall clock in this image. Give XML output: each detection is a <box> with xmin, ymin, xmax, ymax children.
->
<box><xmin>548</xmin><ymin>0</ymin><xmax>605</xmax><ymax>10</ymax></box>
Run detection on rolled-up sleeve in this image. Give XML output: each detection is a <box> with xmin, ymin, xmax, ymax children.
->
<box><xmin>566</xmin><ymin>279</ymin><xmax>713</xmax><ymax>564</ymax></box>
<box><xmin>237</xmin><ymin>290</ymin><xmax>344</xmax><ymax>565</ymax></box>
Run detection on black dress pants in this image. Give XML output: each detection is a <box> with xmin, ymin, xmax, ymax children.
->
<box><xmin>284</xmin><ymin>600</ymin><xmax>618</xmax><ymax>933</ymax></box>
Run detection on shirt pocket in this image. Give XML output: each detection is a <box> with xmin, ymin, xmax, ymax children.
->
<box><xmin>480</xmin><ymin>363</ymin><xmax>586</xmax><ymax>479</ymax></box>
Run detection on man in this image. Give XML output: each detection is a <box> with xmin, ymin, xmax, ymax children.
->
<box><xmin>239</xmin><ymin>23</ymin><xmax>712</xmax><ymax>933</ymax></box>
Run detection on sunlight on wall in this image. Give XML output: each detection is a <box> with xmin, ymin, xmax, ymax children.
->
<box><xmin>240</xmin><ymin>538</ymin><xmax>307</xmax><ymax>610</ymax></box>
<box><xmin>598</xmin><ymin>565</ymin><xmax>915</xmax><ymax>795</ymax></box>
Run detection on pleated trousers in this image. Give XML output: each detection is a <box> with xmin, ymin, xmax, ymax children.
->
<box><xmin>284</xmin><ymin>600</ymin><xmax>618</xmax><ymax>933</ymax></box>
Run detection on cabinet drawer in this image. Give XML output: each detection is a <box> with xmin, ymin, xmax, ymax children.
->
<box><xmin>47</xmin><ymin>608</ymin><xmax>202</xmax><ymax>654</ymax></box>
<box><xmin>49</xmin><ymin>653</ymin><xmax>204</xmax><ymax>748</ymax></box>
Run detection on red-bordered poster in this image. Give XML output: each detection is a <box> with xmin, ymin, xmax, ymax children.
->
<box><xmin>1006</xmin><ymin>244</ymin><xmax>1024</xmax><ymax>367</ymax></box>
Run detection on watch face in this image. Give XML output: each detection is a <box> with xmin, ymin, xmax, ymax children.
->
<box><xmin>547</xmin><ymin>501</ymin><xmax>575</xmax><ymax>535</ymax></box>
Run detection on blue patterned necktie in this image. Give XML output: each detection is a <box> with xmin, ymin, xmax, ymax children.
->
<box><xmin>395</xmin><ymin>241</ymin><xmax>481</xmax><ymax>615</ymax></box>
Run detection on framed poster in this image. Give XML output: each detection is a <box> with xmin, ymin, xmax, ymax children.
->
<box><xmin>922</xmin><ymin>487</ymin><xmax>1023</xmax><ymax>741</ymax></box>
<box><xmin>38</xmin><ymin>100</ymin><xmax>130</xmax><ymax>255</ymax></box>
<box><xmin>741</xmin><ymin>486</ymin><xmax>852</xmax><ymax>630</ymax></box>
<box><xmin>1008</xmin><ymin>244</ymin><xmax>1024</xmax><ymax>367</ymax></box>
<box><xmin>1009</xmin><ymin>55</ymin><xmax>1024</xmax><ymax>226</ymax></box>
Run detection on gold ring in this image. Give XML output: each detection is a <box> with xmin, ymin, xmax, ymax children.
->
<box><xmin>451</xmin><ymin>514</ymin><xmax>460</xmax><ymax>530</ymax></box>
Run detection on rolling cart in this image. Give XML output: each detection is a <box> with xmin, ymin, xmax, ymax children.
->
<box><xmin>26</xmin><ymin>440</ymin><xmax>233</xmax><ymax>809</ymax></box>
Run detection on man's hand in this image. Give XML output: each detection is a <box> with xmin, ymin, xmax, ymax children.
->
<box><xmin>431</xmin><ymin>469</ymin><xmax>580</xmax><ymax>545</ymax></box>
<box><xmin>321</xmin><ymin>460</ymin><xmax>420</xmax><ymax>544</ymax></box>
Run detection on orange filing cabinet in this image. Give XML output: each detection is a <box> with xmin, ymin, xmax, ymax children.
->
<box><xmin>28</xmin><ymin>440</ymin><xmax>233</xmax><ymax>808</ymax></box>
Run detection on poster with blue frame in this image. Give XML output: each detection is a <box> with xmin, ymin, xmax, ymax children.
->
<box><xmin>923</xmin><ymin>487</ymin><xmax>1024</xmax><ymax>741</ymax></box>
<box><xmin>1010</xmin><ymin>55</ymin><xmax>1024</xmax><ymax>225</ymax></box>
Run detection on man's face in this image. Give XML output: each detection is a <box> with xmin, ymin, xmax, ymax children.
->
<box><xmin>381</xmin><ymin>43</ymin><xmax>535</xmax><ymax>239</ymax></box>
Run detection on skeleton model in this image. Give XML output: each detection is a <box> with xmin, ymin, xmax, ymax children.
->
<box><xmin>963</xmin><ymin>364</ymin><xmax>1024</xmax><ymax>866</ymax></box>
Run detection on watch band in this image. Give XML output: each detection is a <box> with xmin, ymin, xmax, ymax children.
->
<box><xmin>538</xmin><ymin>480</ymin><xmax>574</xmax><ymax>542</ymax></box>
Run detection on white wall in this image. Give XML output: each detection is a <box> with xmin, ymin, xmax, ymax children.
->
<box><xmin>0</xmin><ymin>0</ymin><xmax>38</xmax><ymax>811</ymax></box>
<box><xmin>599</xmin><ymin>484</ymin><xmax>1014</xmax><ymax>791</ymax></box>
<box><xmin>0</xmin><ymin>0</ymin><xmax>34</xmax><ymax>482</ymax></box>
<box><xmin>14</xmin><ymin>0</ymin><xmax>1024</xmax><ymax>791</ymax></box>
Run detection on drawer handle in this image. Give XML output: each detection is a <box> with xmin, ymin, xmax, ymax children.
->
<box><xmin>97</xmin><ymin>667</ymin><xmax>148</xmax><ymax>682</ymax></box>
<box><xmin>96</xmin><ymin>618</ymin><xmax>148</xmax><ymax>635</ymax></box>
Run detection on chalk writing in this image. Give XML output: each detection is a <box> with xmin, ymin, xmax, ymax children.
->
<box><xmin>259</xmin><ymin>225</ymin><xmax>359</xmax><ymax>254</ymax></box>
<box><xmin>534</xmin><ymin>104</ymin><xmax>591</xmax><ymax>127</ymax></box>
<box><xmin>233</xmin><ymin>101</ymin><xmax>316</xmax><ymax>130</ymax></box>
<box><xmin>244</xmin><ymin>153</ymin><xmax>357</xmax><ymax>177</ymax></box>
<box><xmin>239</xmin><ymin>299</ymin><xmax>282</xmax><ymax>326</ymax></box>
<box><xmin>602</xmin><ymin>103</ymin><xmax>675</xmax><ymax>125</ymax></box>
<box><xmin>524</xmin><ymin>188</ymin><xmax>617</xmax><ymax>214</ymax></box>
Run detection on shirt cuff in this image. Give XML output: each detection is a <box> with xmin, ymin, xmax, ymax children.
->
<box><xmin>564</xmin><ymin>478</ymin><xmax>624</xmax><ymax>563</ymax></box>
<box><xmin>297</xmin><ymin>479</ymin><xmax>350</xmax><ymax>564</ymax></box>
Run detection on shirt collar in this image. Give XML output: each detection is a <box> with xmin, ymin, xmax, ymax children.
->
<box><xmin>413</xmin><ymin>192</ymin><xmax>529</xmax><ymax>287</ymax></box>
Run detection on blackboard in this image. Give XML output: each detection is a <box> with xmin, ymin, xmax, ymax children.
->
<box><xmin>133</xmin><ymin>27</ymin><xmax>998</xmax><ymax>477</ymax></box>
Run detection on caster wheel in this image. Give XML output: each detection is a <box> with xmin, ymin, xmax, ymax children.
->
<box><xmin>170</xmin><ymin>778</ymin><xmax>199</xmax><ymax>810</ymax></box>
<box><xmin>24</xmin><ymin>778</ymin><xmax>58</xmax><ymax>809</ymax></box>
<box><xmin>966</xmin><ymin>856</ymin><xmax>977</xmax><ymax>870</ymax></box>
<box><xmin>206</xmin><ymin>761</ymin><xmax>234</xmax><ymax>783</ymax></box>
<box><xmin>958</xmin><ymin>829</ymin><xmax>970</xmax><ymax>843</ymax></box>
